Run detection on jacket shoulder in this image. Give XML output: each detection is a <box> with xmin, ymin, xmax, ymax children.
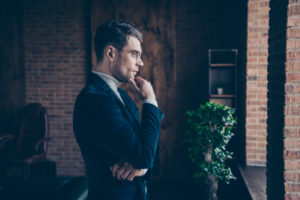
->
<box><xmin>80</xmin><ymin>83</ymin><xmax>110</xmax><ymax>96</ymax></box>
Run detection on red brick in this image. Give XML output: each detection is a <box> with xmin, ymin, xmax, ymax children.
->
<box><xmin>284</xmin><ymin>150</ymin><xmax>300</xmax><ymax>159</ymax></box>
<box><xmin>258</xmin><ymin>154</ymin><xmax>266</xmax><ymax>160</ymax></box>
<box><xmin>258</xmin><ymin>57</ymin><xmax>267</xmax><ymax>63</ymax></box>
<box><xmin>257</xmin><ymin>142</ymin><xmax>267</xmax><ymax>147</ymax></box>
<box><xmin>247</xmin><ymin>125</ymin><xmax>267</xmax><ymax>131</ymax></box>
<box><xmin>286</xmin><ymin>73</ymin><xmax>300</xmax><ymax>82</ymax></box>
<box><xmin>246</xmin><ymin>160</ymin><xmax>266</xmax><ymax>166</ymax></box>
<box><xmin>246</xmin><ymin>112</ymin><xmax>267</xmax><ymax>118</ymax></box>
<box><xmin>246</xmin><ymin>142</ymin><xmax>257</xmax><ymax>147</ymax></box>
<box><xmin>287</xmin><ymin>51</ymin><xmax>300</xmax><ymax>60</ymax></box>
<box><xmin>285</xmin><ymin>117</ymin><xmax>300</xmax><ymax>126</ymax></box>
<box><xmin>285</xmin><ymin>84</ymin><xmax>300</xmax><ymax>93</ymax></box>
<box><xmin>246</xmin><ymin>148</ymin><xmax>266</xmax><ymax>154</ymax></box>
<box><xmin>284</xmin><ymin>139</ymin><xmax>300</xmax><ymax>149</ymax></box>
<box><xmin>288</xmin><ymin>4</ymin><xmax>300</xmax><ymax>15</ymax></box>
<box><xmin>285</xmin><ymin>105</ymin><xmax>300</xmax><ymax>115</ymax></box>
<box><xmin>285</xmin><ymin>161</ymin><xmax>300</xmax><ymax>170</ymax></box>
<box><xmin>247</xmin><ymin>57</ymin><xmax>258</xmax><ymax>63</ymax></box>
<box><xmin>246</xmin><ymin>136</ymin><xmax>267</xmax><ymax>142</ymax></box>
<box><xmin>285</xmin><ymin>182</ymin><xmax>300</xmax><ymax>192</ymax></box>
<box><xmin>247</xmin><ymin>106</ymin><xmax>259</xmax><ymax>112</ymax></box>
<box><xmin>246</xmin><ymin>118</ymin><xmax>258</xmax><ymax>124</ymax></box>
<box><xmin>290</xmin><ymin>0</ymin><xmax>300</xmax><ymax>3</ymax></box>
<box><xmin>285</xmin><ymin>171</ymin><xmax>300</xmax><ymax>181</ymax></box>
<box><xmin>288</xmin><ymin>17</ymin><xmax>300</xmax><ymax>27</ymax></box>
<box><xmin>285</xmin><ymin>193</ymin><xmax>300</xmax><ymax>200</ymax></box>
<box><xmin>286</xmin><ymin>61</ymin><xmax>300</xmax><ymax>71</ymax></box>
<box><xmin>284</xmin><ymin>128</ymin><xmax>300</xmax><ymax>137</ymax></box>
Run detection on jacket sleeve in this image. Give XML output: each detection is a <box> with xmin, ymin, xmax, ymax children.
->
<box><xmin>74</xmin><ymin>92</ymin><xmax>164</xmax><ymax>169</ymax></box>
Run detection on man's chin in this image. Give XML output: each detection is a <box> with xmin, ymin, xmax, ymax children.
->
<box><xmin>128</xmin><ymin>75</ymin><xmax>136</xmax><ymax>81</ymax></box>
<box><xmin>121</xmin><ymin>77</ymin><xmax>131</xmax><ymax>83</ymax></box>
<box><xmin>116</xmin><ymin>73</ymin><xmax>134</xmax><ymax>83</ymax></box>
<box><xmin>114</xmin><ymin>75</ymin><xmax>129</xmax><ymax>83</ymax></box>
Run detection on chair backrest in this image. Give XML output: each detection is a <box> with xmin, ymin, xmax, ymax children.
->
<box><xmin>16</xmin><ymin>103</ymin><xmax>49</xmax><ymax>156</ymax></box>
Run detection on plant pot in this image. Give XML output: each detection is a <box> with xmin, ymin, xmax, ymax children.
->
<box><xmin>217</xmin><ymin>88</ymin><xmax>223</xmax><ymax>95</ymax></box>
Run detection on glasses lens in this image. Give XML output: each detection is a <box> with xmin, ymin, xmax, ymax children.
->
<box><xmin>136</xmin><ymin>52</ymin><xmax>142</xmax><ymax>61</ymax></box>
<box><xmin>116</xmin><ymin>47</ymin><xmax>142</xmax><ymax>62</ymax></box>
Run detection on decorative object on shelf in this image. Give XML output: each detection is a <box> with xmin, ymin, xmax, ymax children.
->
<box><xmin>215</xmin><ymin>82</ymin><xmax>226</xmax><ymax>95</ymax></box>
<box><xmin>217</xmin><ymin>88</ymin><xmax>223</xmax><ymax>95</ymax></box>
<box><xmin>185</xmin><ymin>102</ymin><xmax>236</xmax><ymax>200</ymax></box>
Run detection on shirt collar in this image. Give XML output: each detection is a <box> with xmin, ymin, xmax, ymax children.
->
<box><xmin>92</xmin><ymin>71</ymin><xmax>121</xmax><ymax>91</ymax></box>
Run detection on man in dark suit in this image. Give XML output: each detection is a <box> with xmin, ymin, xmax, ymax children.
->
<box><xmin>73</xmin><ymin>19</ymin><xmax>164</xmax><ymax>200</ymax></box>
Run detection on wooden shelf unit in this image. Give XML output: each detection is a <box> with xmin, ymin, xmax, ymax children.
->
<box><xmin>208</xmin><ymin>49</ymin><xmax>238</xmax><ymax>107</ymax></box>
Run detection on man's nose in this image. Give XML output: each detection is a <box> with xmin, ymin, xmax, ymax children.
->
<box><xmin>137</xmin><ymin>58</ymin><xmax>144</xmax><ymax>67</ymax></box>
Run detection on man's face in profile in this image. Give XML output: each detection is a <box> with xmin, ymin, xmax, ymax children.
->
<box><xmin>112</xmin><ymin>36</ymin><xmax>144</xmax><ymax>82</ymax></box>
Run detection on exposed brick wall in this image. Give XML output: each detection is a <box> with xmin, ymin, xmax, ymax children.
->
<box><xmin>283</xmin><ymin>0</ymin><xmax>300</xmax><ymax>199</ymax></box>
<box><xmin>246</xmin><ymin>0</ymin><xmax>270</xmax><ymax>166</ymax></box>
<box><xmin>23</xmin><ymin>0</ymin><xmax>90</xmax><ymax>176</ymax></box>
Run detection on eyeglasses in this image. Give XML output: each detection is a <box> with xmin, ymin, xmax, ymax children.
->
<box><xmin>115</xmin><ymin>47</ymin><xmax>142</xmax><ymax>62</ymax></box>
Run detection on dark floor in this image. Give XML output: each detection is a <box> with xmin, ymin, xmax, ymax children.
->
<box><xmin>0</xmin><ymin>176</ymin><xmax>88</xmax><ymax>200</ymax></box>
<box><xmin>0</xmin><ymin>164</ymin><xmax>251</xmax><ymax>200</ymax></box>
<box><xmin>148</xmin><ymin>164</ymin><xmax>252</xmax><ymax>200</ymax></box>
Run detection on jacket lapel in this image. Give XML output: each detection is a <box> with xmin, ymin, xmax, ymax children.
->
<box><xmin>117</xmin><ymin>88</ymin><xmax>141</xmax><ymax>127</ymax></box>
<box><xmin>89</xmin><ymin>73</ymin><xmax>141</xmax><ymax>128</ymax></box>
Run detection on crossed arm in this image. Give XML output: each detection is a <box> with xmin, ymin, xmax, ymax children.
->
<box><xmin>110</xmin><ymin>77</ymin><xmax>156</xmax><ymax>181</ymax></box>
<box><xmin>109</xmin><ymin>161</ymin><xmax>147</xmax><ymax>181</ymax></box>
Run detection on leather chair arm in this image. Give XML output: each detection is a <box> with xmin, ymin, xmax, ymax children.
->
<box><xmin>0</xmin><ymin>134</ymin><xmax>16</xmax><ymax>149</ymax></box>
<box><xmin>35</xmin><ymin>138</ymin><xmax>50</xmax><ymax>152</ymax></box>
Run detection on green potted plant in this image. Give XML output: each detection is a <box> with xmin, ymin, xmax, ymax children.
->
<box><xmin>185</xmin><ymin>102</ymin><xmax>236</xmax><ymax>200</ymax></box>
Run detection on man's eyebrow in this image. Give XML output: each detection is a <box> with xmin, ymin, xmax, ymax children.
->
<box><xmin>132</xmin><ymin>50</ymin><xmax>142</xmax><ymax>54</ymax></box>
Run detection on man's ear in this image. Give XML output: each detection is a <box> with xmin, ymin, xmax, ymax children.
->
<box><xmin>104</xmin><ymin>46</ymin><xmax>115</xmax><ymax>62</ymax></box>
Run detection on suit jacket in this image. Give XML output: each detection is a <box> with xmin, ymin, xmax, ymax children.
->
<box><xmin>73</xmin><ymin>73</ymin><xmax>164</xmax><ymax>200</ymax></box>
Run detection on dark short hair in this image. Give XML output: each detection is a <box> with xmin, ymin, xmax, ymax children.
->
<box><xmin>94</xmin><ymin>19</ymin><xmax>143</xmax><ymax>62</ymax></box>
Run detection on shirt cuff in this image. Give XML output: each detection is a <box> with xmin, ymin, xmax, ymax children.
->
<box><xmin>142</xmin><ymin>168</ymin><xmax>148</xmax><ymax>175</ymax></box>
<box><xmin>143</xmin><ymin>98</ymin><xmax>158</xmax><ymax>107</ymax></box>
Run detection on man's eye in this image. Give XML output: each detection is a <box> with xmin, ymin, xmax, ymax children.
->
<box><xmin>132</xmin><ymin>52</ymin><xmax>138</xmax><ymax>58</ymax></box>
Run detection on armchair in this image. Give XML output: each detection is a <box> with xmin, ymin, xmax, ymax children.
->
<box><xmin>0</xmin><ymin>103</ymin><xmax>50</xmax><ymax>179</ymax></box>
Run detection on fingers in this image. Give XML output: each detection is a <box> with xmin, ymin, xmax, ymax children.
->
<box><xmin>135</xmin><ymin>76</ymin><xmax>145</xmax><ymax>84</ymax></box>
<box><xmin>116</xmin><ymin>162</ymin><xmax>128</xmax><ymax>180</ymax></box>
<box><xmin>116</xmin><ymin>167</ymin><xmax>127</xmax><ymax>180</ymax></box>
<box><xmin>110</xmin><ymin>161</ymin><xmax>139</xmax><ymax>182</ymax></box>
<box><xmin>129</xmin><ymin>78</ymin><xmax>140</xmax><ymax>92</ymax></box>
<box><xmin>111</xmin><ymin>161</ymin><xmax>122</xmax><ymax>178</ymax></box>
<box><xmin>134</xmin><ymin>76</ymin><xmax>147</xmax><ymax>88</ymax></box>
<box><xmin>117</xmin><ymin>164</ymin><xmax>134</xmax><ymax>181</ymax></box>
<box><xmin>129</xmin><ymin>76</ymin><xmax>155</xmax><ymax>100</ymax></box>
<box><xmin>125</xmin><ymin>168</ymin><xmax>146</xmax><ymax>181</ymax></box>
<box><xmin>127</xmin><ymin>170</ymin><xmax>136</xmax><ymax>181</ymax></box>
